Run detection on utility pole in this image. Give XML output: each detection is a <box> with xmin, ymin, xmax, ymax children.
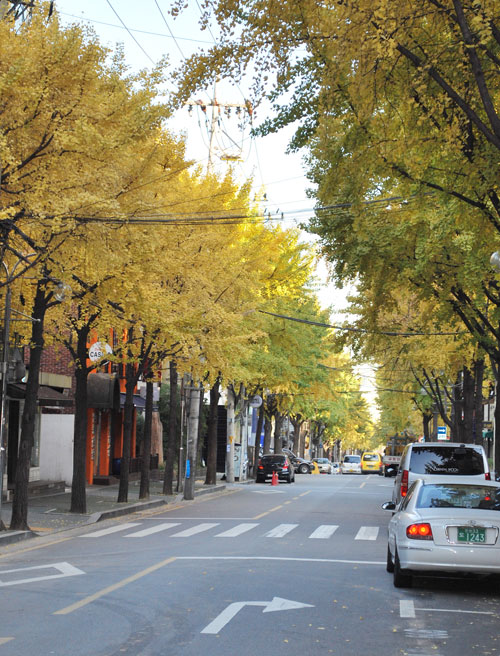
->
<box><xmin>186</xmin><ymin>81</ymin><xmax>253</xmax><ymax>172</ymax></box>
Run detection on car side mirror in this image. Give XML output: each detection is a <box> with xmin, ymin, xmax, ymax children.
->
<box><xmin>382</xmin><ymin>501</ymin><xmax>396</xmax><ymax>511</ymax></box>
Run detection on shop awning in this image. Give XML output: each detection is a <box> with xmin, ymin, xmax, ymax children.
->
<box><xmin>7</xmin><ymin>383</ymin><xmax>74</xmax><ymax>407</ymax></box>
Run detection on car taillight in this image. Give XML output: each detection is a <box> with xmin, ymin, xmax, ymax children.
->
<box><xmin>400</xmin><ymin>469</ymin><xmax>409</xmax><ymax>497</ymax></box>
<box><xmin>406</xmin><ymin>523</ymin><xmax>433</xmax><ymax>540</ymax></box>
<box><xmin>485</xmin><ymin>472</ymin><xmax>491</xmax><ymax>481</ymax></box>
<box><xmin>282</xmin><ymin>465</ymin><xmax>288</xmax><ymax>471</ymax></box>
<box><xmin>258</xmin><ymin>465</ymin><xmax>264</xmax><ymax>470</ymax></box>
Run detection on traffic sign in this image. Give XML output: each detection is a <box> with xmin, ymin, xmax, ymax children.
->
<box><xmin>437</xmin><ymin>426</ymin><xmax>447</xmax><ymax>441</ymax></box>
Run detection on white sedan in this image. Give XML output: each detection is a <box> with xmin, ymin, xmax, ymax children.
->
<box><xmin>383</xmin><ymin>479</ymin><xmax>500</xmax><ymax>588</ymax></box>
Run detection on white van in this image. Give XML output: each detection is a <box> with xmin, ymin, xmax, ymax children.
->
<box><xmin>392</xmin><ymin>442</ymin><xmax>490</xmax><ymax>506</ymax></box>
<box><xmin>341</xmin><ymin>454</ymin><xmax>362</xmax><ymax>474</ymax></box>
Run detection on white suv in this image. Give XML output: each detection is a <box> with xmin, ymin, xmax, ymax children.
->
<box><xmin>392</xmin><ymin>442</ymin><xmax>490</xmax><ymax>506</ymax></box>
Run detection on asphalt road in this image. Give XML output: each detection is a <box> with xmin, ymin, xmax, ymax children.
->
<box><xmin>1</xmin><ymin>474</ymin><xmax>499</xmax><ymax>656</ymax></box>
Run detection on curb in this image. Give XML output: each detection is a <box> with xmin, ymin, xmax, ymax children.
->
<box><xmin>0</xmin><ymin>483</ymin><xmax>229</xmax><ymax>547</ymax></box>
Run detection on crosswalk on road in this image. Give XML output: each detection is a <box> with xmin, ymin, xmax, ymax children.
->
<box><xmin>82</xmin><ymin>522</ymin><xmax>380</xmax><ymax>541</ymax></box>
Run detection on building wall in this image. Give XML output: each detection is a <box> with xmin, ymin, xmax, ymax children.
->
<box><xmin>39</xmin><ymin>414</ymin><xmax>75</xmax><ymax>484</ymax></box>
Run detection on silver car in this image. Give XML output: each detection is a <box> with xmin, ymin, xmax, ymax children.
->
<box><xmin>383</xmin><ymin>479</ymin><xmax>500</xmax><ymax>587</ymax></box>
<box><xmin>313</xmin><ymin>458</ymin><xmax>332</xmax><ymax>474</ymax></box>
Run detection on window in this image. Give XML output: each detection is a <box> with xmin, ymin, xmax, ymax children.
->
<box><xmin>417</xmin><ymin>484</ymin><xmax>500</xmax><ymax>511</ymax></box>
<box><xmin>410</xmin><ymin>446</ymin><xmax>484</xmax><ymax>475</ymax></box>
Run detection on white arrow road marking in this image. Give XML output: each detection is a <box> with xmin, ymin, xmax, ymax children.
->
<box><xmin>308</xmin><ymin>525</ymin><xmax>339</xmax><ymax>539</ymax></box>
<box><xmin>0</xmin><ymin>562</ymin><xmax>84</xmax><ymax>587</ymax></box>
<box><xmin>0</xmin><ymin>638</ymin><xmax>14</xmax><ymax>645</ymax></box>
<box><xmin>201</xmin><ymin>597</ymin><xmax>315</xmax><ymax>634</ymax></box>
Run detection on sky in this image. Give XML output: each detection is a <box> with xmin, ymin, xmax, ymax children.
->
<box><xmin>52</xmin><ymin>1</ymin><xmax>376</xmax><ymax>411</ymax></box>
<box><xmin>53</xmin><ymin>0</ymin><xmax>351</xmax><ymax>311</ymax></box>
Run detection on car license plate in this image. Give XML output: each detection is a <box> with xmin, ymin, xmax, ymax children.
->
<box><xmin>457</xmin><ymin>527</ymin><xmax>486</xmax><ymax>543</ymax></box>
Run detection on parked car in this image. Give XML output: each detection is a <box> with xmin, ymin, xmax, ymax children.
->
<box><xmin>256</xmin><ymin>454</ymin><xmax>295</xmax><ymax>484</ymax></box>
<box><xmin>361</xmin><ymin>451</ymin><xmax>383</xmax><ymax>475</ymax></box>
<box><xmin>283</xmin><ymin>449</ymin><xmax>313</xmax><ymax>474</ymax></box>
<box><xmin>392</xmin><ymin>442</ymin><xmax>491</xmax><ymax>506</ymax></box>
<box><xmin>340</xmin><ymin>454</ymin><xmax>362</xmax><ymax>474</ymax></box>
<box><xmin>383</xmin><ymin>479</ymin><xmax>500</xmax><ymax>587</ymax></box>
<box><xmin>313</xmin><ymin>458</ymin><xmax>332</xmax><ymax>474</ymax></box>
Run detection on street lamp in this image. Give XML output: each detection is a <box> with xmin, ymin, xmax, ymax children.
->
<box><xmin>490</xmin><ymin>251</ymin><xmax>500</xmax><ymax>272</ymax></box>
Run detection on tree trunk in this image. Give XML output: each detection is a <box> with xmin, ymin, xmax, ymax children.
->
<box><xmin>473</xmin><ymin>359</ymin><xmax>484</xmax><ymax>447</ymax></box>
<box><xmin>151</xmin><ymin>410</ymin><xmax>163</xmax><ymax>466</ymax></box>
<box><xmin>462</xmin><ymin>366</ymin><xmax>475</xmax><ymax>443</ymax></box>
<box><xmin>118</xmin><ymin>360</ymin><xmax>135</xmax><ymax>503</ymax></box>
<box><xmin>205</xmin><ymin>377</ymin><xmax>220</xmax><ymax>485</ymax></box>
<box><xmin>252</xmin><ymin>404</ymin><xmax>265</xmax><ymax>479</ymax></box>
<box><xmin>422</xmin><ymin>410</ymin><xmax>432</xmax><ymax>441</ymax></box>
<box><xmin>139</xmin><ymin>378</ymin><xmax>153</xmax><ymax>500</ymax></box>
<box><xmin>196</xmin><ymin>383</ymin><xmax>204</xmax><ymax>478</ymax></box>
<box><xmin>263</xmin><ymin>415</ymin><xmax>272</xmax><ymax>454</ymax></box>
<box><xmin>273</xmin><ymin>411</ymin><xmax>284</xmax><ymax>453</ymax></box>
<box><xmin>184</xmin><ymin>384</ymin><xmax>201</xmax><ymax>500</ymax></box>
<box><xmin>10</xmin><ymin>284</ymin><xmax>46</xmax><ymax>530</ymax></box>
<box><xmin>163</xmin><ymin>361</ymin><xmax>177</xmax><ymax>495</ymax></box>
<box><xmin>225</xmin><ymin>386</ymin><xmax>235</xmax><ymax>483</ymax></box>
<box><xmin>495</xmin><ymin>378</ymin><xmax>500</xmax><ymax>480</ymax></box>
<box><xmin>70</xmin><ymin>324</ymin><xmax>91</xmax><ymax>514</ymax></box>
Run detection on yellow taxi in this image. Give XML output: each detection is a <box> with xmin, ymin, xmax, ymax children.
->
<box><xmin>361</xmin><ymin>451</ymin><xmax>383</xmax><ymax>475</ymax></box>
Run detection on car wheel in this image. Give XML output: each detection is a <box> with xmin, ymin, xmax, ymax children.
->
<box><xmin>393</xmin><ymin>548</ymin><xmax>412</xmax><ymax>588</ymax></box>
<box><xmin>298</xmin><ymin>464</ymin><xmax>309</xmax><ymax>474</ymax></box>
<box><xmin>386</xmin><ymin>545</ymin><xmax>394</xmax><ymax>573</ymax></box>
<box><xmin>287</xmin><ymin>473</ymin><xmax>292</xmax><ymax>483</ymax></box>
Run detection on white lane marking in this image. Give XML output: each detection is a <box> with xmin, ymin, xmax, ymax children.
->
<box><xmin>124</xmin><ymin>523</ymin><xmax>181</xmax><ymax>538</ymax></box>
<box><xmin>264</xmin><ymin>524</ymin><xmax>298</xmax><ymax>538</ymax></box>
<box><xmin>253</xmin><ymin>490</ymin><xmax>285</xmax><ymax>494</ymax></box>
<box><xmin>308</xmin><ymin>525</ymin><xmax>339</xmax><ymax>539</ymax></box>
<box><xmin>419</xmin><ymin>607</ymin><xmax>494</xmax><ymax>616</ymax></box>
<box><xmin>400</xmin><ymin>600</ymin><xmax>416</xmax><ymax>618</ymax></box>
<box><xmin>0</xmin><ymin>562</ymin><xmax>84</xmax><ymax>587</ymax></box>
<box><xmin>201</xmin><ymin>597</ymin><xmax>314</xmax><ymax>635</ymax></box>
<box><xmin>171</xmin><ymin>523</ymin><xmax>220</xmax><ymax>537</ymax></box>
<box><xmin>177</xmin><ymin>556</ymin><xmax>384</xmax><ymax>565</ymax></box>
<box><xmin>83</xmin><ymin>523</ymin><xmax>141</xmax><ymax>538</ymax></box>
<box><xmin>0</xmin><ymin>639</ymin><xmax>14</xmax><ymax>645</ymax></box>
<box><xmin>355</xmin><ymin>526</ymin><xmax>379</xmax><ymax>540</ymax></box>
<box><xmin>215</xmin><ymin>523</ymin><xmax>259</xmax><ymax>537</ymax></box>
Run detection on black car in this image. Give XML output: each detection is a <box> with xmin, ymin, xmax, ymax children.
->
<box><xmin>256</xmin><ymin>454</ymin><xmax>295</xmax><ymax>484</ymax></box>
<box><xmin>283</xmin><ymin>449</ymin><xmax>313</xmax><ymax>474</ymax></box>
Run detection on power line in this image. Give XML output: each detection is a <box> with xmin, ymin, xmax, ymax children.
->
<box><xmin>105</xmin><ymin>1</ymin><xmax>155</xmax><ymax>65</ymax></box>
<box><xmin>258</xmin><ymin>309</ymin><xmax>465</xmax><ymax>337</ymax></box>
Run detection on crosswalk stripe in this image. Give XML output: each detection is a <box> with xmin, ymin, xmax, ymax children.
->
<box><xmin>264</xmin><ymin>524</ymin><xmax>298</xmax><ymax>538</ymax></box>
<box><xmin>124</xmin><ymin>523</ymin><xmax>181</xmax><ymax>538</ymax></box>
<box><xmin>308</xmin><ymin>525</ymin><xmax>339</xmax><ymax>539</ymax></box>
<box><xmin>171</xmin><ymin>523</ymin><xmax>220</xmax><ymax>537</ymax></box>
<box><xmin>215</xmin><ymin>523</ymin><xmax>260</xmax><ymax>537</ymax></box>
<box><xmin>355</xmin><ymin>526</ymin><xmax>379</xmax><ymax>541</ymax></box>
<box><xmin>83</xmin><ymin>523</ymin><xmax>142</xmax><ymax>538</ymax></box>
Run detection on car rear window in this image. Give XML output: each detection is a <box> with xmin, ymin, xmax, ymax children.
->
<box><xmin>417</xmin><ymin>484</ymin><xmax>500</xmax><ymax>510</ymax></box>
<box><xmin>344</xmin><ymin>455</ymin><xmax>360</xmax><ymax>463</ymax></box>
<box><xmin>410</xmin><ymin>446</ymin><xmax>484</xmax><ymax>475</ymax></box>
<box><xmin>362</xmin><ymin>454</ymin><xmax>379</xmax><ymax>461</ymax></box>
<box><xmin>261</xmin><ymin>455</ymin><xmax>286</xmax><ymax>464</ymax></box>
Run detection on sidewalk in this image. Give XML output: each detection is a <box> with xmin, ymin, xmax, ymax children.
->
<box><xmin>0</xmin><ymin>475</ymin><xmax>245</xmax><ymax>547</ymax></box>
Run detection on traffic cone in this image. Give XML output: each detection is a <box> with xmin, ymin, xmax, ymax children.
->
<box><xmin>271</xmin><ymin>471</ymin><xmax>278</xmax><ymax>486</ymax></box>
